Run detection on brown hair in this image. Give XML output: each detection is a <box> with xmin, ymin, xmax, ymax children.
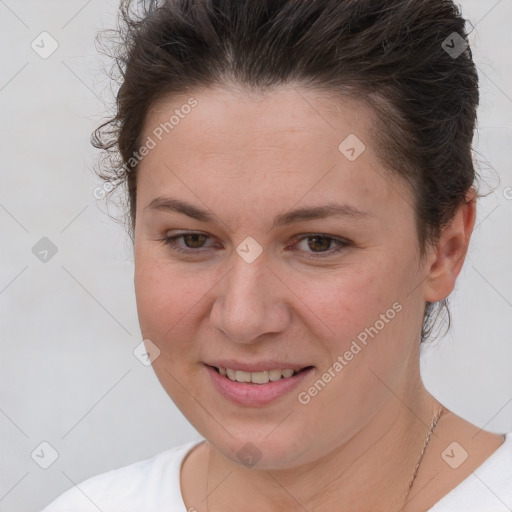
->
<box><xmin>92</xmin><ymin>0</ymin><xmax>482</xmax><ymax>343</ymax></box>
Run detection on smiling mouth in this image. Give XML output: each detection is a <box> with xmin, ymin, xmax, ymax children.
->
<box><xmin>209</xmin><ymin>365</ymin><xmax>313</xmax><ymax>385</ymax></box>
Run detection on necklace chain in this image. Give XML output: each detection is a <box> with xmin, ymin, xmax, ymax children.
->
<box><xmin>400</xmin><ymin>406</ymin><xmax>445</xmax><ymax>511</ymax></box>
<box><xmin>205</xmin><ymin>406</ymin><xmax>445</xmax><ymax>512</ymax></box>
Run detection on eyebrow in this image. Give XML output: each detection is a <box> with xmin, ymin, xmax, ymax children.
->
<box><xmin>145</xmin><ymin>196</ymin><xmax>371</xmax><ymax>230</ymax></box>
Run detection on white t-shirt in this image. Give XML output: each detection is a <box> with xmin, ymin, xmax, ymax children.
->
<box><xmin>41</xmin><ymin>433</ymin><xmax>512</xmax><ymax>512</ymax></box>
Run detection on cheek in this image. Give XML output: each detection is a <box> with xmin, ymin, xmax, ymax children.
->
<box><xmin>134</xmin><ymin>258</ymin><xmax>204</xmax><ymax>345</ymax></box>
<box><xmin>296</xmin><ymin>263</ymin><xmax>394</xmax><ymax>341</ymax></box>
<box><xmin>134</xmin><ymin>260</ymin><xmax>210</xmax><ymax>404</ymax></box>
<box><xmin>290</xmin><ymin>264</ymin><xmax>411</xmax><ymax>439</ymax></box>
<box><xmin>299</xmin><ymin>255</ymin><xmax>415</xmax><ymax>384</ymax></box>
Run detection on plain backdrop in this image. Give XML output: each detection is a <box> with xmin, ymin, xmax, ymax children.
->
<box><xmin>0</xmin><ymin>1</ymin><xmax>511</xmax><ymax>511</ymax></box>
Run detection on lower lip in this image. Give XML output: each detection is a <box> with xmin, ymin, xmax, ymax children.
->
<box><xmin>205</xmin><ymin>364</ymin><xmax>314</xmax><ymax>406</ymax></box>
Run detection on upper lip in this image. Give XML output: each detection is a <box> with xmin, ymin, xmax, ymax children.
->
<box><xmin>205</xmin><ymin>360</ymin><xmax>312</xmax><ymax>372</ymax></box>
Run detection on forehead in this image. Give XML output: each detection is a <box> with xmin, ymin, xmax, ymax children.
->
<box><xmin>142</xmin><ymin>85</ymin><xmax>374</xmax><ymax>159</ymax></box>
<box><xmin>136</xmin><ymin>85</ymin><xmax>411</xmax><ymax>222</ymax></box>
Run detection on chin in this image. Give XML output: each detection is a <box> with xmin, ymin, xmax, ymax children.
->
<box><xmin>205</xmin><ymin>430</ymin><xmax>308</xmax><ymax>470</ymax></box>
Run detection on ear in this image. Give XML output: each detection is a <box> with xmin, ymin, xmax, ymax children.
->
<box><xmin>423</xmin><ymin>188</ymin><xmax>477</xmax><ymax>303</ymax></box>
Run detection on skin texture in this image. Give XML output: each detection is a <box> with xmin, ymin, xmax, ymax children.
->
<box><xmin>133</xmin><ymin>86</ymin><xmax>504</xmax><ymax>512</ymax></box>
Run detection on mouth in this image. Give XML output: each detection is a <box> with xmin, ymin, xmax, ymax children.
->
<box><xmin>206</xmin><ymin>364</ymin><xmax>314</xmax><ymax>384</ymax></box>
<box><xmin>204</xmin><ymin>363</ymin><xmax>315</xmax><ymax>406</ymax></box>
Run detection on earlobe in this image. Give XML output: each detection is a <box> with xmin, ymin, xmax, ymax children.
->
<box><xmin>423</xmin><ymin>189</ymin><xmax>477</xmax><ymax>303</ymax></box>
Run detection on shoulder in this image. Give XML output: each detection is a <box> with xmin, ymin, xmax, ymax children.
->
<box><xmin>40</xmin><ymin>439</ymin><xmax>203</xmax><ymax>512</ymax></box>
<box><xmin>427</xmin><ymin>432</ymin><xmax>512</xmax><ymax>511</ymax></box>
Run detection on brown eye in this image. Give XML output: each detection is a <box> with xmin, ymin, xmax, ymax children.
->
<box><xmin>180</xmin><ymin>233</ymin><xmax>207</xmax><ymax>248</ymax></box>
<box><xmin>161</xmin><ymin>232</ymin><xmax>348</xmax><ymax>259</ymax></box>
<box><xmin>161</xmin><ymin>232</ymin><xmax>215</xmax><ymax>255</ymax></box>
<box><xmin>306</xmin><ymin>236</ymin><xmax>333</xmax><ymax>252</ymax></box>
<box><xmin>294</xmin><ymin>234</ymin><xmax>349</xmax><ymax>258</ymax></box>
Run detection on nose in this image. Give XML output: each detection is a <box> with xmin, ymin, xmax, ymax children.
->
<box><xmin>209</xmin><ymin>252</ymin><xmax>291</xmax><ymax>344</ymax></box>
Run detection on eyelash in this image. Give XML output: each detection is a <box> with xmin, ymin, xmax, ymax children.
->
<box><xmin>160</xmin><ymin>232</ymin><xmax>349</xmax><ymax>259</ymax></box>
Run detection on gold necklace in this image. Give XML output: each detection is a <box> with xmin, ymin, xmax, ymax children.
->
<box><xmin>399</xmin><ymin>406</ymin><xmax>445</xmax><ymax>511</ymax></box>
<box><xmin>205</xmin><ymin>406</ymin><xmax>445</xmax><ymax>512</ymax></box>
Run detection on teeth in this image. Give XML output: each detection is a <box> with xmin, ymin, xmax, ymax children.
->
<box><xmin>269</xmin><ymin>369</ymin><xmax>283</xmax><ymax>381</ymax></box>
<box><xmin>219</xmin><ymin>367</ymin><xmax>300</xmax><ymax>384</ymax></box>
<box><xmin>281</xmin><ymin>369</ymin><xmax>294</xmax><ymax>378</ymax></box>
<box><xmin>235</xmin><ymin>370</ymin><xmax>252</xmax><ymax>383</ymax></box>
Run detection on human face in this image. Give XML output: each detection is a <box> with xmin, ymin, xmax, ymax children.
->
<box><xmin>133</xmin><ymin>85</ymin><xmax>428</xmax><ymax>468</ymax></box>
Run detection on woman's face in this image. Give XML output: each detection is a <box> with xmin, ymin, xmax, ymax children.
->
<box><xmin>133</xmin><ymin>85</ymin><xmax>437</xmax><ymax>468</ymax></box>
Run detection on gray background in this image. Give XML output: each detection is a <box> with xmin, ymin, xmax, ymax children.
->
<box><xmin>0</xmin><ymin>1</ymin><xmax>511</xmax><ymax>511</ymax></box>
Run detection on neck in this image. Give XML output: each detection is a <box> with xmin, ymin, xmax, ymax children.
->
<box><xmin>202</xmin><ymin>380</ymin><xmax>443</xmax><ymax>512</ymax></box>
